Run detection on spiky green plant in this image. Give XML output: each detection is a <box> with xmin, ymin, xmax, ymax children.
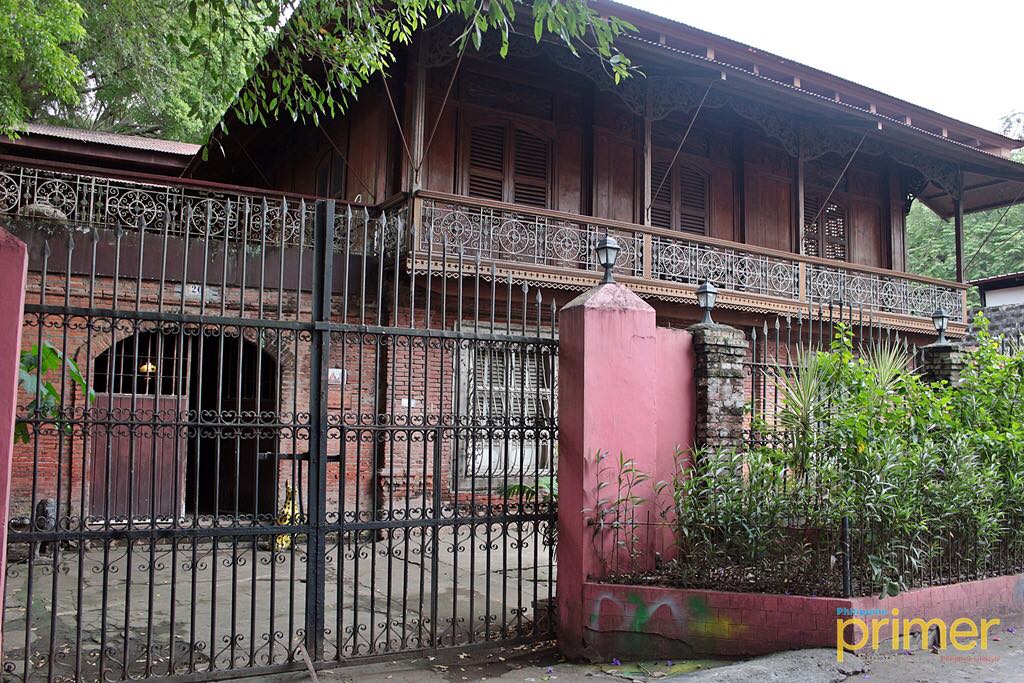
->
<box><xmin>767</xmin><ymin>349</ymin><xmax>834</xmax><ymax>476</ymax></box>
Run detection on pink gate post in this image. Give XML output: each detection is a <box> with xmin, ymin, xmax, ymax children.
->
<box><xmin>0</xmin><ymin>227</ymin><xmax>28</xmax><ymax>652</ymax></box>
<box><xmin>556</xmin><ymin>281</ymin><xmax>694</xmax><ymax>659</ymax></box>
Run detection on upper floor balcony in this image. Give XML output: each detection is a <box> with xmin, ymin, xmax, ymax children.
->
<box><xmin>406</xmin><ymin>191</ymin><xmax>967</xmax><ymax>337</ymax></box>
<box><xmin>0</xmin><ymin>160</ymin><xmax>967</xmax><ymax>336</ymax></box>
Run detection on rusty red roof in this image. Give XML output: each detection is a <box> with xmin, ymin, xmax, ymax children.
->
<box><xmin>21</xmin><ymin>123</ymin><xmax>200</xmax><ymax>156</ymax></box>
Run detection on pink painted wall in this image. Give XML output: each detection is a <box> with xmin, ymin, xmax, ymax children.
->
<box><xmin>556</xmin><ymin>284</ymin><xmax>697</xmax><ymax>659</ymax></box>
<box><xmin>0</xmin><ymin>226</ymin><xmax>28</xmax><ymax>651</ymax></box>
<box><xmin>655</xmin><ymin>327</ymin><xmax>695</xmax><ymax>467</ymax></box>
<box><xmin>649</xmin><ymin>327</ymin><xmax>695</xmax><ymax>562</ymax></box>
<box><xmin>557</xmin><ymin>283</ymin><xmax>659</xmax><ymax>658</ymax></box>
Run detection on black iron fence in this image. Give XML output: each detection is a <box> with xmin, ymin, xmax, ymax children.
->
<box><xmin>744</xmin><ymin>302</ymin><xmax>925</xmax><ymax>449</ymax></box>
<box><xmin>3</xmin><ymin>196</ymin><xmax>558</xmax><ymax>682</ymax></box>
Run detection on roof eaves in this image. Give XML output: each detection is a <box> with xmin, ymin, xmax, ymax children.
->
<box><xmin>603</xmin><ymin>0</ymin><xmax>1021</xmax><ymax>150</ymax></box>
<box><xmin>624</xmin><ymin>34</ymin><xmax>1024</xmax><ymax>173</ymax></box>
<box><xmin>969</xmin><ymin>271</ymin><xmax>1024</xmax><ymax>289</ymax></box>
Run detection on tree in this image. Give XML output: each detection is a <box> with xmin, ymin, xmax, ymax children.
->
<box><xmin>1004</xmin><ymin>111</ymin><xmax>1024</xmax><ymax>141</ymax></box>
<box><xmin>906</xmin><ymin>151</ymin><xmax>1024</xmax><ymax>291</ymax></box>
<box><xmin>201</xmin><ymin>0</ymin><xmax>636</xmax><ymax>132</ymax></box>
<box><xmin>34</xmin><ymin>1</ymin><xmax>270</xmax><ymax>142</ymax></box>
<box><xmin>2</xmin><ymin>0</ymin><xmax>635</xmax><ymax>142</ymax></box>
<box><xmin>0</xmin><ymin>0</ymin><xmax>86</xmax><ymax>136</ymax></box>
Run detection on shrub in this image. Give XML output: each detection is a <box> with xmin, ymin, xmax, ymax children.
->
<box><xmin>665</xmin><ymin>316</ymin><xmax>1024</xmax><ymax>597</ymax></box>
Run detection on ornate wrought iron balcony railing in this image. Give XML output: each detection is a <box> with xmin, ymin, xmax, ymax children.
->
<box><xmin>0</xmin><ymin>160</ymin><xmax>403</xmax><ymax>252</ymax></box>
<box><xmin>409</xmin><ymin>191</ymin><xmax>968</xmax><ymax>334</ymax></box>
<box><xmin>0</xmin><ymin>160</ymin><xmax>967</xmax><ymax>333</ymax></box>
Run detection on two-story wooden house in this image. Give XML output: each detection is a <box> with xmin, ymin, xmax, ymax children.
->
<box><xmin>193</xmin><ymin>2</ymin><xmax>1024</xmax><ymax>336</ymax></box>
<box><xmin>4</xmin><ymin>6</ymin><xmax>1024</xmax><ymax>679</ymax></box>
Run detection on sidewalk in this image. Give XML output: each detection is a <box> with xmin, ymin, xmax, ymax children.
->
<box><xmin>266</xmin><ymin>616</ymin><xmax>1024</xmax><ymax>683</ymax></box>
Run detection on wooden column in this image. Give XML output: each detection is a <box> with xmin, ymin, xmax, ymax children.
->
<box><xmin>953</xmin><ymin>197</ymin><xmax>965</xmax><ymax>283</ymax></box>
<box><xmin>642</xmin><ymin>85</ymin><xmax>653</xmax><ymax>227</ymax></box>
<box><xmin>407</xmin><ymin>42</ymin><xmax>427</xmax><ymax>192</ymax></box>
<box><xmin>796</xmin><ymin>143</ymin><xmax>805</xmax><ymax>254</ymax></box>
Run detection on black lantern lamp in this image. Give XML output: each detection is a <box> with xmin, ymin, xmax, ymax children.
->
<box><xmin>932</xmin><ymin>307</ymin><xmax>949</xmax><ymax>343</ymax></box>
<box><xmin>595</xmin><ymin>232</ymin><xmax>621</xmax><ymax>284</ymax></box>
<box><xmin>696</xmin><ymin>281</ymin><xmax>717</xmax><ymax>324</ymax></box>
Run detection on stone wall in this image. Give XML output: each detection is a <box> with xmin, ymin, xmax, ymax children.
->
<box><xmin>978</xmin><ymin>303</ymin><xmax>1024</xmax><ymax>340</ymax></box>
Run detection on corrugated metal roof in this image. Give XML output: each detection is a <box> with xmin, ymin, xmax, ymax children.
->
<box><xmin>21</xmin><ymin>123</ymin><xmax>200</xmax><ymax>156</ymax></box>
<box><xmin>970</xmin><ymin>272</ymin><xmax>1024</xmax><ymax>290</ymax></box>
<box><xmin>622</xmin><ymin>33</ymin><xmax>1024</xmax><ymax>167</ymax></box>
<box><xmin>603</xmin><ymin>0</ymin><xmax>1022</xmax><ymax>151</ymax></box>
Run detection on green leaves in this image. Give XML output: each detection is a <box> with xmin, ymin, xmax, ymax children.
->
<box><xmin>672</xmin><ymin>319</ymin><xmax>1024</xmax><ymax>597</ymax></box>
<box><xmin>227</xmin><ymin>0</ymin><xmax>636</xmax><ymax>137</ymax></box>
<box><xmin>907</xmin><ymin>167</ymin><xmax>1024</xmax><ymax>295</ymax></box>
<box><xmin>3</xmin><ymin>1</ymin><xmax>635</xmax><ymax>143</ymax></box>
<box><xmin>0</xmin><ymin>0</ymin><xmax>86</xmax><ymax>136</ymax></box>
<box><xmin>15</xmin><ymin>341</ymin><xmax>93</xmax><ymax>444</ymax></box>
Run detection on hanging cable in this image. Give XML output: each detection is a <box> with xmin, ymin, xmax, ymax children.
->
<box><xmin>647</xmin><ymin>82</ymin><xmax>713</xmax><ymax>213</ymax></box>
<box><xmin>227</xmin><ymin>134</ymin><xmax>273</xmax><ymax>188</ymax></box>
<box><xmin>963</xmin><ymin>183</ymin><xmax>1024</xmax><ymax>273</ymax></box>
<box><xmin>805</xmin><ymin>130</ymin><xmax>869</xmax><ymax>233</ymax></box>
<box><xmin>316</xmin><ymin>124</ymin><xmax>377</xmax><ymax>201</ymax></box>
<box><xmin>382</xmin><ymin>73</ymin><xmax>415</xmax><ymax>166</ymax></box>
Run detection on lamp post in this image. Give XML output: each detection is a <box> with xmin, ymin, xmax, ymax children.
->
<box><xmin>932</xmin><ymin>307</ymin><xmax>949</xmax><ymax>343</ymax></box>
<box><xmin>595</xmin><ymin>233</ymin><xmax>621</xmax><ymax>285</ymax></box>
<box><xmin>696</xmin><ymin>281</ymin><xmax>717</xmax><ymax>324</ymax></box>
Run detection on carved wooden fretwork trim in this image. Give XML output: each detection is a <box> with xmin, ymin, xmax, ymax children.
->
<box><xmin>407</xmin><ymin>254</ymin><xmax>967</xmax><ymax>338</ymax></box>
<box><xmin>423</xmin><ymin>23</ymin><xmax>965</xmax><ymax>200</ymax></box>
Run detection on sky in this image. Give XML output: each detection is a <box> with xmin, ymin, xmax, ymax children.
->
<box><xmin>618</xmin><ymin>0</ymin><xmax>1023</xmax><ymax>136</ymax></box>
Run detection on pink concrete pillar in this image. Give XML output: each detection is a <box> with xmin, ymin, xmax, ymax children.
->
<box><xmin>557</xmin><ymin>283</ymin><xmax>658</xmax><ymax>659</ymax></box>
<box><xmin>0</xmin><ymin>227</ymin><xmax>27</xmax><ymax>652</ymax></box>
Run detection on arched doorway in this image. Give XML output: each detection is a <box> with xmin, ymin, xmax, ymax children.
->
<box><xmin>90</xmin><ymin>330</ymin><xmax>279</xmax><ymax>520</ymax></box>
<box><xmin>90</xmin><ymin>331</ymin><xmax>190</xmax><ymax>519</ymax></box>
<box><xmin>186</xmin><ymin>333</ymin><xmax>278</xmax><ymax>518</ymax></box>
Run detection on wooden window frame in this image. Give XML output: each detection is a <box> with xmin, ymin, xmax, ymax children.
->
<box><xmin>459</xmin><ymin>108</ymin><xmax>557</xmax><ymax>209</ymax></box>
<box><xmin>650</xmin><ymin>150</ymin><xmax>710</xmax><ymax>235</ymax></box>
<box><xmin>803</xmin><ymin>189</ymin><xmax>850</xmax><ymax>262</ymax></box>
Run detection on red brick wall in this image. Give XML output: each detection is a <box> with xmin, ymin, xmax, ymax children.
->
<box><xmin>581</xmin><ymin>575</ymin><xmax>1024</xmax><ymax>660</ymax></box>
<box><xmin>13</xmin><ymin>270</ymin><xmax>553</xmax><ymax>521</ymax></box>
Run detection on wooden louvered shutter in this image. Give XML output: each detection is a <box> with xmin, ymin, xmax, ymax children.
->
<box><xmin>803</xmin><ymin>194</ymin><xmax>848</xmax><ymax>261</ymax></box>
<box><xmin>512</xmin><ymin>129</ymin><xmax>550</xmax><ymax>208</ymax></box>
<box><xmin>678</xmin><ymin>165</ymin><xmax>708</xmax><ymax>235</ymax></box>
<box><xmin>822</xmin><ymin>201</ymin><xmax>848</xmax><ymax>261</ymax></box>
<box><xmin>650</xmin><ymin>160</ymin><xmax>674</xmax><ymax>229</ymax></box>
<box><xmin>803</xmin><ymin>194</ymin><xmax>822</xmax><ymax>257</ymax></box>
<box><xmin>467</xmin><ymin>124</ymin><xmax>506</xmax><ymax>201</ymax></box>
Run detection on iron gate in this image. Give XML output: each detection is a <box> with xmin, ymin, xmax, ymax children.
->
<box><xmin>1</xmin><ymin>173</ymin><xmax>558</xmax><ymax>682</ymax></box>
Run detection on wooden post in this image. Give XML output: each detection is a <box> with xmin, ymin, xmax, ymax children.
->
<box><xmin>642</xmin><ymin>233</ymin><xmax>652</xmax><ymax>279</ymax></box>
<box><xmin>796</xmin><ymin>147</ymin><xmax>805</xmax><ymax>254</ymax></box>
<box><xmin>798</xmin><ymin>261</ymin><xmax>807</xmax><ymax>303</ymax></box>
<box><xmin>408</xmin><ymin>41</ymin><xmax>427</xmax><ymax>192</ymax></box>
<box><xmin>642</xmin><ymin>85</ymin><xmax>653</xmax><ymax>227</ymax></box>
<box><xmin>953</xmin><ymin>197</ymin><xmax>965</xmax><ymax>283</ymax></box>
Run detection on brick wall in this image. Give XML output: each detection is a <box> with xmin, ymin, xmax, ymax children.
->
<box><xmin>13</xmin><ymin>270</ymin><xmax>552</xmax><ymax>522</ymax></box>
<box><xmin>581</xmin><ymin>575</ymin><xmax>1024</xmax><ymax>660</ymax></box>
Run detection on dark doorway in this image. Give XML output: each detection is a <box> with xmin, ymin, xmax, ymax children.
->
<box><xmin>185</xmin><ymin>334</ymin><xmax>278</xmax><ymax>518</ymax></box>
